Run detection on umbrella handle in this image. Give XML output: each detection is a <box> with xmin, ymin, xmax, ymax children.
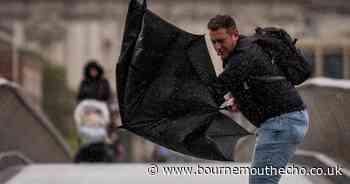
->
<box><xmin>219</xmin><ymin>106</ymin><xmax>230</xmax><ymax>110</ymax></box>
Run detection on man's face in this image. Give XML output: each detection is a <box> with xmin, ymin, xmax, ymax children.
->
<box><xmin>209</xmin><ymin>28</ymin><xmax>239</xmax><ymax>59</ymax></box>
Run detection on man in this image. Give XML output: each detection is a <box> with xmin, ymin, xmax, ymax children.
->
<box><xmin>208</xmin><ymin>15</ymin><xmax>310</xmax><ymax>184</ymax></box>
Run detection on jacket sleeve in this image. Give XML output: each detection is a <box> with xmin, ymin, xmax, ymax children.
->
<box><xmin>77</xmin><ymin>81</ymin><xmax>86</xmax><ymax>103</ymax></box>
<box><xmin>101</xmin><ymin>79</ymin><xmax>112</xmax><ymax>102</ymax></box>
<box><xmin>214</xmin><ymin>48</ymin><xmax>257</xmax><ymax>98</ymax></box>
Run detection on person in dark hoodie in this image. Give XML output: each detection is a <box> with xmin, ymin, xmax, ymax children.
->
<box><xmin>207</xmin><ymin>15</ymin><xmax>311</xmax><ymax>184</ymax></box>
<box><xmin>75</xmin><ymin>60</ymin><xmax>114</xmax><ymax>163</ymax></box>
<box><xmin>77</xmin><ymin>60</ymin><xmax>112</xmax><ymax>103</ymax></box>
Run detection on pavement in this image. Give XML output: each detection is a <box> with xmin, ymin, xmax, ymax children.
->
<box><xmin>3</xmin><ymin>163</ymin><xmax>321</xmax><ymax>184</ymax></box>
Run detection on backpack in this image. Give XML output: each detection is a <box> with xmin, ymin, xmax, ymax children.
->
<box><xmin>252</xmin><ymin>27</ymin><xmax>312</xmax><ymax>85</ymax></box>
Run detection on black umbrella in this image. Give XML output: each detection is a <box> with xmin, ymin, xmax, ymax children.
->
<box><xmin>116</xmin><ymin>0</ymin><xmax>252</xmax><ymax>161</ymax></box>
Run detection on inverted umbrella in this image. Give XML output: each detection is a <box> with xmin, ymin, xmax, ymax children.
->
<box><xmin>116</xmin><ymin>0</ymin><xmax>252</xmax><ymax>161</ymax></box>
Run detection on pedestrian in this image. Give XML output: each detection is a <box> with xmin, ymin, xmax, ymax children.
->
<box><xmin>77</xmin><ymin>60</ymin><xmax>112</xmax><ymax>103</ymax></box>
<box><xmin>75</xmin><ymin>60</ymin><xmax>115</xmax><ymax>163</ymax></box>
<box><xmin>207</xmin><ymin>15</ymin><xmax>311</xmax><ymax>184</ymax></box>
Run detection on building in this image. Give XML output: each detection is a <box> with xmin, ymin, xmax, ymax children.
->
<box><xmin>1</xmin><ymin>0</ymin><xmax>349</xmax><ymax>90</ymax></box>
<box><xmin>0</xmin><ymin>25</ymin><xmax>43</xmax><ymax>108</ymax></box>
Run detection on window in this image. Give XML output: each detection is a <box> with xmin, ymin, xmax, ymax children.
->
<box><xmin>323</xmin><ymin>48</ymin><xmax>343</xmax><ymax>79</ymax></box>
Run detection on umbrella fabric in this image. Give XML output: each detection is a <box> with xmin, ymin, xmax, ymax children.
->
<box><xmin>116</xmin><ymin>0</ymin><xmax>251</xmax><ymax>161</ymax></box>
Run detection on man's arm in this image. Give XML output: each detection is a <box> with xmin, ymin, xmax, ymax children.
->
<box><xmin>214</xmin><ymin>47</ymin><xmax>257</xmax><ymax>97</ymax></box>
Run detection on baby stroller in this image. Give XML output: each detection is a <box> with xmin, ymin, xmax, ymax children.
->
<box><xmin>73</xmin><ymin>100</ymin><xmax>115</xmax><ymax>163</ymax></box>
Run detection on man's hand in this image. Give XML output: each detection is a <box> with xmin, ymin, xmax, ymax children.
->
<box><xmin>224</xmin><ymin>93</ymin><xmax>239</xmax><ymax>112</ymax></box>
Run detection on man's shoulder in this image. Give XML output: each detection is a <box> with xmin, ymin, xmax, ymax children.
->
<box><xmin>237</xmin><ymin>36</ymin><xmax>259</xmax><ymax>52</ymax></box>
<box><xmin>226</xmin><ymin>36</ymin><xmax>256</xmax><ymax>61</ymax></box>
<box><xmin>237</xmin><ymin>35</ymin><xmax>267</xmax><ymax>59</ymax></box>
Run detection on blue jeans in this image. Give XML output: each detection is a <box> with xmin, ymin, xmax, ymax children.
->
<box><xmin>249</xmin><ymin>110</ymin><xmax>309</xmax><ymax>184</ymax></box>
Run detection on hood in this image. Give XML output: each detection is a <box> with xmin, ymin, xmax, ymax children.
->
<box><xmin>84</xmin><ymin>61</ymin><xmax>104</xmax><ymax>80</ymax></box>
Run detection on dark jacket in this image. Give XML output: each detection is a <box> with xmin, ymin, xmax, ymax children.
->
<box><xmin>77</xmin><ymin>62</ymin><xmax>112</xmax><ymax>103</ymax></box>
<box><xmin>215</xmin><ymin>35</ymin><xmax>308</xmax><ymax>127</ymax></box>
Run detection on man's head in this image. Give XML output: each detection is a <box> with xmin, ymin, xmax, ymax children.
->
<box><xmin>207</xmin><ymin>15</ymin><xmax>239</xmax><ymax>59</ymax></box>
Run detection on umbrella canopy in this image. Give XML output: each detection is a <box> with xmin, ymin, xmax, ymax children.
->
<box><xmin>116</xmin><ymin>0</ymin><xmax>252</xmax><ymax>161</ymax></box>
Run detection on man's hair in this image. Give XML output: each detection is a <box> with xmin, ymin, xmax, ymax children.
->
<box><xmin>207</xmin><ymin>15</ymin><xmax>236</xmax><ymax>31</ymax></box>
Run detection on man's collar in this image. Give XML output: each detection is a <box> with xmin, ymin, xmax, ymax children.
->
<box><xmin>223</xmin><ymin>35</ymin><xmax>246</xmax><ymax>64</ymax></box>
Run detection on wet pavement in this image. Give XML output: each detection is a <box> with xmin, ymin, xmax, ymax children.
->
<box><xmin>3</xmin><ymin>163</ymin><xmax>321</xmax><ymax>184</ymax></box>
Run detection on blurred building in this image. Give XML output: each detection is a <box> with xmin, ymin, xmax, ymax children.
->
<box><xmin>0</xmin><ymin>27</ymin><xmax>13</xmax><ymax>81</ymax></box>
<box><xmin>1</xmin><ymin>0</ymin><xmax>350</xmax><ymax>162</ymax></box>
<box><xmin>0</xmin><ymin>23</ymin><xmax>43</xmax><ymax>108</ymax></box>
<box><xmin>1</xmin><ymin>0</ymin><xmax>349</xmax><ymax>90</ymax></box>
<box><xmin>0</xmin><ymin>0</ymin><xmax>125</xmax><ymax>91</ymax></box>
